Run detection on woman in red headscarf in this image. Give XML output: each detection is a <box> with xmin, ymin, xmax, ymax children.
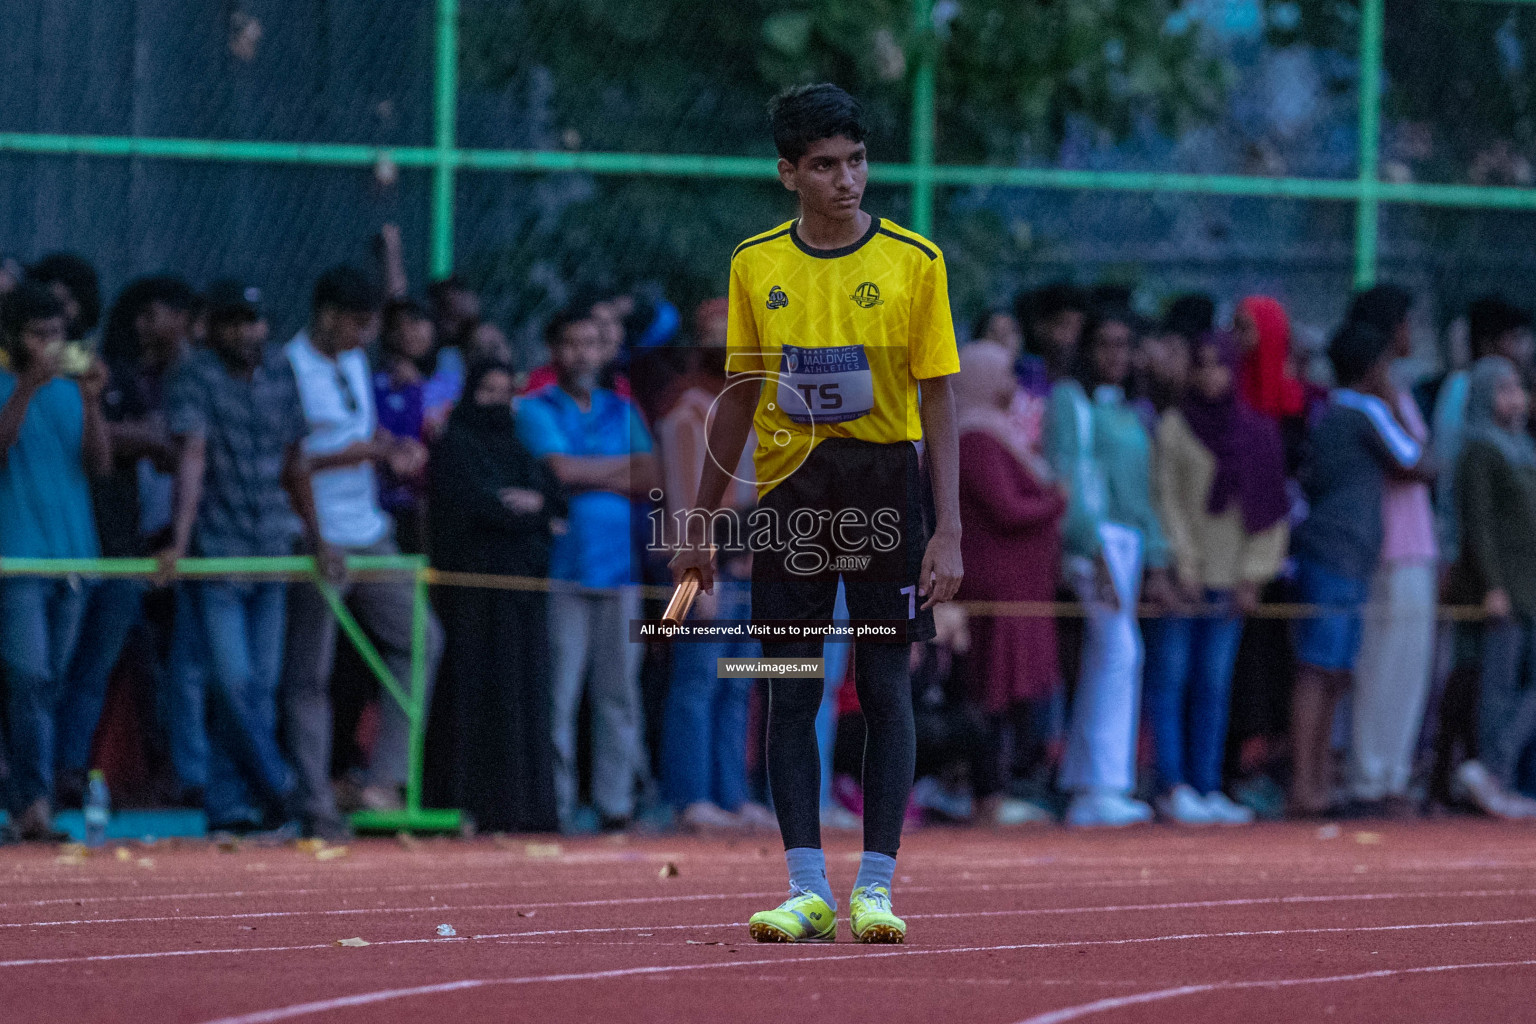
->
<box><xmin>1235</xmin><ymin>296</ymin><xmax>1306</xmax><ymax>420</ymax></box>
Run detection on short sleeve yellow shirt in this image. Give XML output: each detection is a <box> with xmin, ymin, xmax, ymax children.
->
<box><xmin>725</xmin><ymin>216</ymin><xmax>959</xmax><ymax>495</ymax></box>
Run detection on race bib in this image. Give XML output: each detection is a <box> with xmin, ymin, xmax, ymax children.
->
<box><xmin>776</xmin><ymin>344</ymin><xmax>874</xmax><ymax>424</ymax></box>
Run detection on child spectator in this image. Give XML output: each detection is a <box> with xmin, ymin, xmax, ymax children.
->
<box><xmin>517</xmin><ymin>308</ymin><xmax>659</xmax><ymax>831</ymax></box>
<box><xmin>1447</xmin><ymin>357</ymin><xmax>1536</xmax><ymax>818</ymax></box>
<box><xmin>955</xmin><ymin>341</ymin><xmax>1066</xmax><ymax>825</ymax></box>
<box><xmin>1046</xmin><ymin>307</ymin><xmax>1172</xmax><ymax>827</ymax></box>
<box><xmin>1342</xmin><ymin>286</ymin><xmax>1438</xmax><ymax>814</ymax></box>
<box><xmin>0</xmin><ymin>283</ymin><xmax>111</xmax><ymax>840</ymax></box>
<box><xmin>1149</xmin><ymin>332</ymin><xmax>1288</xmax><ymax>825</ymax></box>
<box><xmin>1288</xmin><ymin>322</ymin><xmax>1430</xmax><ymax>816</ymax></box>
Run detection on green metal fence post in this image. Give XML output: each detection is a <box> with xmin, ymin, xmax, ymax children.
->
<box><xmin>1353</xmin><ymin>0</ymin><xmax>1386</xmax><ymax>289</ymax></box>
<box><xmin>909</xmin><ymin>0</ymin><xmax>936</xmax><ymax>237</ymax></box>
<box><xmin>406</xmin><ymin>563</ymin><xmax>429</xmax><ymax>816</ymax></box>
<box><xmin>431</xmin><ymin>0</ymin><xmax>460</xmax><ymax>279</ymax></box>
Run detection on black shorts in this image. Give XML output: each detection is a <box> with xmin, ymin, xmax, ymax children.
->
<box><xmin>750</xmin><ymin>438</ymin><xmax>934</xmax><ymax>644</ymax></box>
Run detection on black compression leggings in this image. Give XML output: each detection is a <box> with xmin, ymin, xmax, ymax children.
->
<box><xmin>765</xmin><ymin>640</ymin><xmax>914</xmax><ymax>857</ymax></box>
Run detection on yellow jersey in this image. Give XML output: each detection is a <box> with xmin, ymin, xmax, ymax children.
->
<box><xmin>725</xmin><ymin>215</ymin><xmax>959</xmax><ymax>494</ymax></box>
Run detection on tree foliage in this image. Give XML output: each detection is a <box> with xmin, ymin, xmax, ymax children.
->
<box><xmin>1269</xmin><ymin>0</ymin><xmax>1536</xmax><ymax>184</ymax></box>
<box><xmin>459</xmin><ymin>0</ymin><xmax>1231</xmax><ymax>331</ymax></box>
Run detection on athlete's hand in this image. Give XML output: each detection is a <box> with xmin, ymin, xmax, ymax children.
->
<box><xmin>669</xmin><ymin>544</ymin><xmax>717</xmax><ymax>595</ymax></box>
<box><xmin>918</xmin><ymin>528</ymin><xmax>963</xmax><ymax>610</ymax></box>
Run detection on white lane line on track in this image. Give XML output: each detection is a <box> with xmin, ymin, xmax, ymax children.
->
<box><xmin>191</xmin><ymin>938</ymin><xmax>1536</xmax><ymax>1024</ymax></box>
<box><xmin>10</xmin><ymin>912</ymin><xmax>1536</xmax><ymax>971</ymax></box>
<box><xmin>0</xmin><ymin>868</ymin><xmax>1499</xmax><ymax>917</ymax></box>
<box><xmin>1009</xmin><ymin>959</ymin><xmax>1536</xmax><ymax>1024</ymax></box>
<box><xmin>0</xmin><ymin>875</ymin><xmax>1157</xmax><ymax>914</ymax></box>
<box><xmin>0</xmin><ymin>879</ymin><xmax>552</xmax><ymax>911</ymax></box>
<box><xmin>11</xmin><ymin>883</ymin><xmax>1536</xmax><ymax>931</ymax></box>
<box><xmin>0</xmin><ymin>878</ymin><xmax>1167</xmax><ymax>929</ymax></box>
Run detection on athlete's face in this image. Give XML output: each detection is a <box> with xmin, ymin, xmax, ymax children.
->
<box><xmin>779</xmin><ymin>136</ymin><xmax>867</xmax><ymax>222</ymax></box>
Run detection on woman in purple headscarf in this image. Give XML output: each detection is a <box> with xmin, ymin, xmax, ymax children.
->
<box><xmin>1146</xmin><ymin>332</ymin><xmax>1290</xmax><ymax>825</ymax></box>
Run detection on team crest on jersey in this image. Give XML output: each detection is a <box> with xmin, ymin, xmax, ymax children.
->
<box><xmin>850</xmin><ymin>282</ymin><xmax>883</xmax><ymax>308</ymax></box>
<box><xmin>766</xmin><ymin>286</ymin><xmax>789</xmax><ymax>310</ymax></box>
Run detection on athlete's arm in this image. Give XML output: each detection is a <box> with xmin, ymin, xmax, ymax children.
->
<box><xmin>917</xmin><ymin>374</ymin><xmax>963</xmax><ymax>610</ymax></box>
<box><xmin>667</xmin><ymin>375</ymin><xmax>760</xmax><ymax>594</ymax></box>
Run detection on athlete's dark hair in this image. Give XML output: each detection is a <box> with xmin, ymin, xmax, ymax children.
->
<box><xmin>1328</xmin><ymin>320</ymin><xmax>1393</xmax><ymax>387</ymax></box>
<box><xmin>1346</xmin><ymin>284</ymin><xmax>1414</xmax><ymax>335</ymax></box>
<box><xmin>1</xmin><ymin>281</ymin><xmax>66</xmax><ymax>369</ymax></box>
<box><xmin>26</xmin><ymin>251</ymin><xmax>100</xmax><ymax>337</ymax></box>
<box><xmin>768</xmin><ymin>84</ymin><xmax>866</xmax><ymax>165</ymax></box>
<box><xmin>1467</xmin><ymin>294</ymin><xmax>1532</xmax><ymax>359</ymax></box>
<box><xmin>312</xmin><ymin>265</ymin><xmax>383</xmax><ymax>315</ymax></box>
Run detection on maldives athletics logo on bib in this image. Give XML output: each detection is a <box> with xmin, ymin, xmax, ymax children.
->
<box><xmin>850</xmin><ymin>282</ymin><xmax>883</xmax><ymax>308</ymax></box>
<box><xmin>766</xmin><ymin>286</ymin><xmax>789</xmax><ymax>310</ymax></box>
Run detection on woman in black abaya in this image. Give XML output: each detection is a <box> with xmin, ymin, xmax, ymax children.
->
<box><xmin>425</xmin><ymin>361</ymin><xmax>565</xmax><ymax>832</ymax></box>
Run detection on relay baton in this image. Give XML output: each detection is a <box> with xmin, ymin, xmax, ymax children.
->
<box><xmin>663</xmin><ymin>568</ymin><xmax>702</xmax><ymax>625</ymax></box>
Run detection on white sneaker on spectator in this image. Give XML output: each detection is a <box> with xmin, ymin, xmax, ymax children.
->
<box><xmin>986</xmin><ymin>796</ymin><xmax>1055</xmax><ymax>827</ymax></box>
<box><xmin>912</xmin><ymin>776</ymin><xmax>974</xmax><ymax>821</ymax></box>
<box><xmin>680</xmin><ymin>801</ymin><xmax>742</xmax><ymax>832</ymax></box>
<box><xmin>1065</xmin><ymin>792</ymin><xmax>1153</xmax><ymax>828</ymax></box>
<box><xmin>1201</xmin><ymin>791</ymin><xmax>1256</xmax><ymax>825</ymax></box>
<box><xmin>1155</xmin><ymin>785</ymin><xmax>1218</xmax><ymax>826</ymax></box>
<box><xmin>1455</xmin><ymin>760</ymin><xmax>1524</xmax><ymax>820</ymax></box>
<box><xmin>820</xmin><ymin>803</ymin><xmax>861</xmax><ymax>831</ymax></box>
<box><xmin>734</xmin><ymin>802</ymin><xmax>778</xmax><ymax>833</ymax></box>
<box><xmin>358</xmin><ymin>785</ymin><xmax>404</xmax><ymax>813</ymax></box>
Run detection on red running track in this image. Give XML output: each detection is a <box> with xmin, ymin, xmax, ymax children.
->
<box><xmin>3</xmin><ymin>822</ymin><xmax>1536</xmax><ymax>1023</ymax></box>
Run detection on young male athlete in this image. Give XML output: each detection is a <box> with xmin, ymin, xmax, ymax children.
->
<box><xmin>670</xmin><ymin>83</ymin><xmax>962</xmax><ymax>943</ymax></box>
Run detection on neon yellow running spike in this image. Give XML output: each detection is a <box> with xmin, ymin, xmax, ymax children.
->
<box><xmin>748</xmin><ymin>888</ymin><xmax>837</xmax><ymax>943</ymax></box>
<box><xmin>849</xmin><ymin>885</ymin><xmax>906</xmax><ymax>944</ymax></box>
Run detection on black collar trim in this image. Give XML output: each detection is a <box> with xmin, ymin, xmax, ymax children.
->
<box><xmin>791</xmin><ymin>215</ymin><xmax>881</xmax><ymax>259</ymax></box>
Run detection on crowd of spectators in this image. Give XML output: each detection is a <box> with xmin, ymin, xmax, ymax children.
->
<box><xmin>1</xmin><ymin>234</ymin><xmax>1535</xmax><ymax>842</ymax></box>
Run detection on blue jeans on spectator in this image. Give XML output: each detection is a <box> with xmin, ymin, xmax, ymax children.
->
<box><xmin>195</xmin><ymin>581</ymin><xmax>294</xmax><ymax>827</ymax></box>
<box><xmin>54</xmin><ymin>579</ymin><xmax>147</xmax><ymax>781</ymax></box>
<box><xmin>663</xmin><ymin>581</ymin><xmax>757</xmax><ymax>811</ymax></box>
<box><xmin>1143</xmin><ymin>593</ymin><xmax>1245</xmax><ymax>795</ymax></box>
<box><xmin>0</xmin><ymin>577</ymin><xmax>87</xmax><ymax>811</ymax></box>
<box><xmin>161</xmin><ymin>586</ymin><xmax>209</xmax><ymax>793</ymax></box>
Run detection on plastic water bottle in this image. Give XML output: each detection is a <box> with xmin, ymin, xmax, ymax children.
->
<box><xmin>83</xmin><ymin>770</ymin><xmax>110</xmax><ymax>848</ymax></box>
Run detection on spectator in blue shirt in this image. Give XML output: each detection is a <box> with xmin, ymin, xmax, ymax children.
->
<box><xmin>0</xmin><ymin>283</ymin><xmax>111</xmax><ymax>841</ymax></box>
<box><xmin>517</xmin><ymin>307</ymin><xmax>659</xmax><ymax>831</ymax></box>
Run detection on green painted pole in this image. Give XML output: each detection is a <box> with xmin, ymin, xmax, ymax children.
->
<box><xmin>431</xmin><ymin>0</ymin><xmax>460</xmax><ymax>279</ymax></box>
<box><xmin>1354</xmin><ymin>0</ymin><xmax>1385</xmax><ymax>288</ymax></box>
<box><xmin>406</xmin><ymin>566</ymin><xmax>429</xmax><ymax>816</ymax></box>
<box><xmin>909</xmin><ymin>0</ymin><xmax>936</xmax><ymax>236</ymax></box>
